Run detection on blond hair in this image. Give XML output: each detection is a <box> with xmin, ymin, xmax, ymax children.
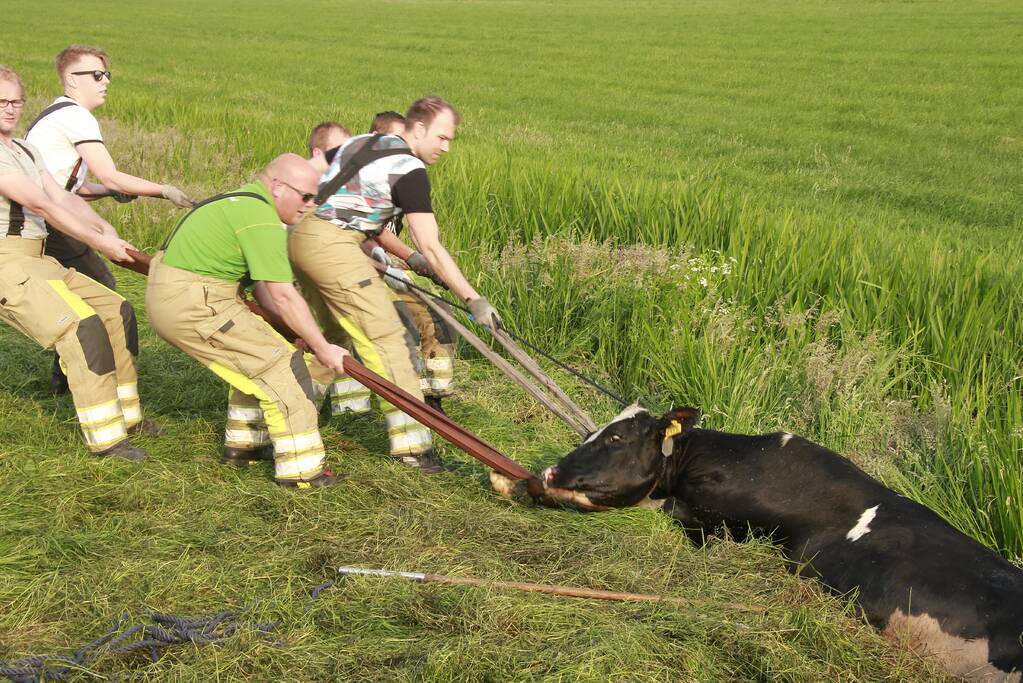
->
<box><xmin>56</xmin><ymin>45</ymin><xmax>109</xmax><ymax>80</ymax></box>
<box><xmin>307</xmin><ymin>121</ymin><xmax>351</xmax><ymax>154</ymax></box>
<box><xmin>0</xmin><ymin>64</ymin><xmax>25</xmax><ymax>98</ymax></box>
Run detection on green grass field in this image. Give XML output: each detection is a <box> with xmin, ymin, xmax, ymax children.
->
<box><xmin>2</xmin><ymin>0</ymin><xmax>1021</xmax><ymax>680</ymax></box>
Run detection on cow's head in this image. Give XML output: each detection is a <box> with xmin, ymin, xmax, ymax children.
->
<box><xmin>540</xmin><ymin>405</ymin><xmax>702</xmax><ymax>510</ymax></box>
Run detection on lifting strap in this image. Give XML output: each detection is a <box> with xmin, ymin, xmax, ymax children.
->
<box><xmin>109</xmin><ymin>246</ymin><xmax>538</xmax><ymax>483</ymax></box>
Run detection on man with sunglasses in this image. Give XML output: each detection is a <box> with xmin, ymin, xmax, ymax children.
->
<box><xmin>0</xmin><ymin>65</ymin><xmax>149</xmax><ymax>461</ymax></box>
<box><xmin>26</xmin><ymin>45</ymin><xmax>193</xmax><ymax>395</ymax></box>
<box><xmin>146</xmin><ymin>154</ymin><xmax>348</xmax><ymax>488</ymax></box>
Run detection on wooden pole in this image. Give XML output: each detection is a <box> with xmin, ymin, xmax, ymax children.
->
<box><xmin>336</xmin><ymin>565</ymin><xmax>766</xmax><ymax>612</ymax></box>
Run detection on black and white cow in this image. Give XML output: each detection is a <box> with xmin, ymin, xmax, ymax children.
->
<box><xmin>499</xmin><ymin>405</ymin><xmax>1023</xmax><ymax>682</ymax></box>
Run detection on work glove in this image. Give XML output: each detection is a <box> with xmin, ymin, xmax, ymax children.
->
<box><xmin>161</xmin><ymin>184</ymin><xmax>195</xmax><ymax>208</ymax></box>
<box><xmin>369</xmin><ymin>246</ymin><xmax>392</xmax><ymax>267</ymax></box>
<box><xmin>109</xmin><ymin>191</ymin><xmax>137</xmax><ymax>203</ymax></box>
<box><xmin>467</xmin><ymin>297</ymin><xmax>502</xmax><ymax>331</ymax></box>
<box><xmin>383</xmin><ymin>266</ymin><xmax>411</xmax><ymax>293</ymax></box>
<box><xmin>405</xmin><ymin>251</ymin><xmax>447</xmax><ymax>289</ymax></box>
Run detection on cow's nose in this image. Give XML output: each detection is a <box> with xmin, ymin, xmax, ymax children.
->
<box><xmin>542</xmin><ymin>466</ymin><xmax>558</xmax><ymax>485</ymax></box>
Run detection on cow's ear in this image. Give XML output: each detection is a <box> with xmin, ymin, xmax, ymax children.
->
<box><xmin>660</xmin><ymin>407</ymin><xmax>701</xmax><ymax>435</ymax></box>
<box><xmin>658</xmin><ymin>407</ymin><xmax>701</xmax><ymax>457</ymax></box>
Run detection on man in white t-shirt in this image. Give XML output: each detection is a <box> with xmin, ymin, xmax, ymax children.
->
<box><xmin>26</xmin><ymin>44</ymin><xmax>193</xmax><ymax>394</ymax></box>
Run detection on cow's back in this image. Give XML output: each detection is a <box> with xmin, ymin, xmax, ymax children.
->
<box><xmin>669</xmin><ymin>429</ymin><xmax>1023</xmax><ymax>681</ymax></box>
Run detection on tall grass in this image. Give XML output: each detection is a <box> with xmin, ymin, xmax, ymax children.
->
<box><xmin>442</xmin><ymin>155</ymin><xmax>1023</xmax><ymax>558</ymax></box>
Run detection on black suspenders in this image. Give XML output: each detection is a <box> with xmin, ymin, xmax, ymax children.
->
<box><xmin>6</xmin><ymin>141</ymin><xmax>37</xmax><ymax>236</ymax></box>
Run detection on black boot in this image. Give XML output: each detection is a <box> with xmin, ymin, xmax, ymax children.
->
<box><xmin>49</xmin><ymin>354</ymin><xmax>69</xmax><ymax>395</ymax></box>
<box><xmin>96</xmin><ymin>440</ymin><xmax>148</xmax><ymax>462</ymax></box>
<box><xmin>128</xmin><ymin>420</ymin><xmax>163</xmax><ymax>438</ymax></box>
<box><xmin>222</xmin><ymin>445</ymin><xmax>274</xmax><ymax>467</ymax></box>
<box><xmin>275</xmin><ymin>468</ymin><xmax>345</xmax><ymax>489</ymax></box>
<box><xmin>425</xmin><ymin>396</ymin><xmax>445</xmax><ymax>415</ymax></box>
<box><xmin>396</xmin><ymin>450</ymin><xmax>451</xmax><ymax>475</ymax></box>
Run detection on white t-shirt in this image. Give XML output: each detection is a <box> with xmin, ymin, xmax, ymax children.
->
<box><xmin>25</xmin><ymin>96</ymin><xmax>104</xmax><ymax>193</ymax></box>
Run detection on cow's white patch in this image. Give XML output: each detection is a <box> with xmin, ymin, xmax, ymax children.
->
<box><xmin>541</xmin><ymin>486</ymin><xmax>609</xmax><ymax>511</ymax></box>
<box><xmin>846</xmin><ymin>505</ymin><xmax>879</xmax><ymax>542</ymax></box>
<box><xmin>780</xmin><ymin>432</ymin><xmax>794</xmax><ymax>447</ymax></box>
<box><xmin>582</xmin><ymin>403</ymin><xmax>649</xmax><ymax>445</ymax></box>
<box><xmin>635</xmin><ymin>496</ymin><xmax>667</xmax><ymax>510</ymax></box>
<box><xmin>883</xmin><ymin>609</ymin><xmax>1018</xmax><ymax>682</ymax></box>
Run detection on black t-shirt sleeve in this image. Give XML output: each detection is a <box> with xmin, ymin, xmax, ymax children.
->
<box><xmin>391</xmin><ymin>167</ymin><xmax>433</xmax><ymax>214</ymax></box>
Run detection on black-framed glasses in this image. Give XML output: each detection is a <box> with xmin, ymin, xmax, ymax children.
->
<box><xmin>278</xmin><ymin>179</ymin><xmax>316</xmax><ymax>203</ymax></box>
<box><xmin>0</xmin><ymin>99</ymin><xmax>25</xmax><ymax>110</ymax></box>
<box><xmin>71</xmin><ymin>69</ymin><xmax>112</xmax><ymax>82</ymax></box>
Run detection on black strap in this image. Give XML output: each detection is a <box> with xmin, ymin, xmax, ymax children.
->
<box><xmin>160</xmin><ymin>191</ymin><xmax>268</xmax><ymax>250</ymax></box>
<box><xmin>26</xmin><ymin>101</ymin><xmax>78</xmax><ymax>134</ymax></box>
<box><xmin>64</xmin><ymin>158</ymin><xmax>83</xmax><ymax>192</ymax></box>
<box><xmin>314</xmin><ymin>134</ymin><xmax>409</xmax><ymax>206</ymax></box>
<box><xmin>27</xmin><ymin>101</ymin><xmax>91</xmax><ymax>192</ymax></box>
<box><xmin>12</xmin><ymin>140</ymin><xmax>34</xmax><ymax>162</ymax></box>
<box><xmin>6</xmin><ymin>141</ymin><xmax>37</xmax><ymax>236</ymax></box>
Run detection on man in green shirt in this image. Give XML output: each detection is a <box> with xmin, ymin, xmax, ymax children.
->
<box><xmin>146</xmin><ymin>153</ymin><xmax>347</xmax><ymax>487</ymax></box>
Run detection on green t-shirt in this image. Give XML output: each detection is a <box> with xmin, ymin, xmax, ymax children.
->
<box><xmin>162</xmin><ymin>182</ymin><xmax>293</xmax><ymax>282</ymax></box>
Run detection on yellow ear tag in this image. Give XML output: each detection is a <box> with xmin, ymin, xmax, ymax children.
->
<box><xmin>661</xmin><ymin>420</ymin><xmax>683</xmax><ymax>457</ymax></box>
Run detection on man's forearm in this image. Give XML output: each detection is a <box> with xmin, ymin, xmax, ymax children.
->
<box><xmin>376</xmin><ymin>229</ymin><xmax>413</xmax><ymax>261</ymax></box>
<box><xmin>270</xmin><ymin>286</ymin><xmax>333</xmax><ymax>354</ymax></box>
<box><xmin>62</xmin><ymin>191</ymin><xmax>116</xmax><ymax>235</ymax></box>
<box><xmin>34</xmin><ymin>201</ymin><xmax>109</xmax><ymax>248</ymax></box>
<box><xmin>419</xmin><ymin>244</ymin><xmax>479</xmax><ymax>302</ymax></box>
<box><xmin>96</xmin><ymin>171</ymin><xmax>164</xmax><ymax>197</ymax></box>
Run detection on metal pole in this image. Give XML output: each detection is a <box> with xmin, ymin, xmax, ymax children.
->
<box><xmin>407</xmin><ymin>287</ymin><xmax>591</xmax><ymax>437</ymax></box>
<box><xmin>490</xmin><ymin>327</ymin><xmax>598</xmax><ymax>433</ymax></box>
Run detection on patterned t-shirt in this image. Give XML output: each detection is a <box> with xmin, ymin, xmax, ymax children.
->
<box><xmin>315</xmin><ymin>133</ymin><xmax>433</xmax><ymax>235</ymax></box>
<box><xmin>0</xmin><ymin>139</ymin><xmax>49</xmax><ymax>240</ymax></box>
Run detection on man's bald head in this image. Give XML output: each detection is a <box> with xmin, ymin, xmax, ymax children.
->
<box><xmin>261</xmin><ymin>153</ymin><xmax>320</xmax><ymax>225</ymax></box>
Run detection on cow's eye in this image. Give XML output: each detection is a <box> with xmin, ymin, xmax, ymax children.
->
<box><xmin>608</xmin><ymin>434</ymin><xmax>622</xmax><ymax>443</ymax></box>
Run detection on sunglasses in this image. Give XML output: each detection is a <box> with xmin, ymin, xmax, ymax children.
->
<box><xmin>71</xmin><ymin>69</ymin><xmax>112</xmax><ymax>82</ymax></box>
<box><xmin>279</xmin><ymin>180</ymin><xmax>316</xmax><ymax>203</ymax></box>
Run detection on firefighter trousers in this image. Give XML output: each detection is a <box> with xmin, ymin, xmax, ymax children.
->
<box><xmin>44</xmin><ymin>226</ymin><xmax>121</xmax><ymax>387</ymax></box>
<box><xmin>390</xmin><ymin>257</ymin><xmax>456</xmax><ymax>399</ymax></box>
<box><xmin>145</xmin><ymin>252</ymin><xmax>329</xmax><ymax>482</ymax></box>
<box><xmin>0</xmin><ymin>236</ymin><xmax>139</xmax><ymax>451</ymax></box>
<box><xmin>289</xmin><ymin>215</ymin><xmax>433</xmax><ymax>459</ymax></box>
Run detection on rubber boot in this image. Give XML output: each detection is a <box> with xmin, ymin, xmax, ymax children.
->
<box><xmin>96</xmin><ymin>439</ymin><xmax>148</xmax><ymax>462</ymax></box>
<box><xmin>222</xmin><ymin>445</ymin><xmax>274</xmax><ymax>467</ymax></box>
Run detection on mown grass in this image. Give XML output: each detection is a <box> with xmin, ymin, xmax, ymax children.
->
<box><xmin>2</xmin><ymin>0</ymin><xmax>1020</xmax><ymax>679</ymax></box>
<box><xmin>0</xmin><ymin>279</ymin><xmax>949</xmax><ymax>681</ymax></box>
